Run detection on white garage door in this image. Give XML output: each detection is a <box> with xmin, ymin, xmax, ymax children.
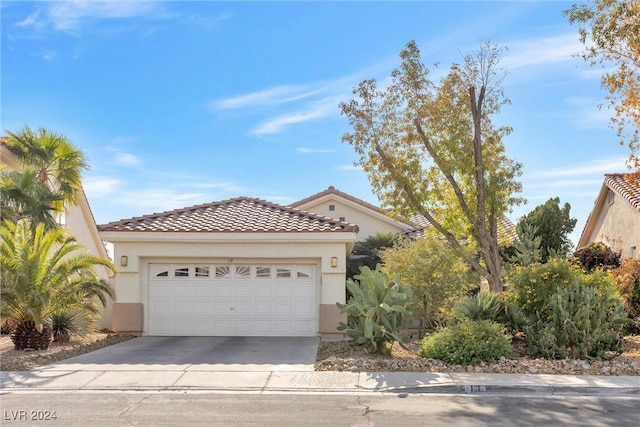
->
<box><xmin>148</xmin><ymin>263</ymin><xmax>317</xmax><ymax>336</ymax></box>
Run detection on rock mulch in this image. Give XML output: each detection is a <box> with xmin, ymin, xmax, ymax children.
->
<box><xmin>2</xmin><ymin>332</ymin><xmax>639</xmax><ymax>376</ymax></box>
<box><xmin>0</xmin><ymin>332</ymin><xmax>136</xmax><ymax>371</ymax></box>
<box><xmin>315</xmin><ymin>336</ymin><xmax>640</xmax><ymax>376</ymax></box>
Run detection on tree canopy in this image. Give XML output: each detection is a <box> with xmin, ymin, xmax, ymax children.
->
<box><xmin>517</xmin><ymin>197</ymin><xmax>577</xmax><ymax>262</ymax></box>
<box><xmin>340</xmin><ymin>41</ymin><xmax>523</xmax><ymax>292</ymax></box>
<box><xmin>4</xmin><ymin>125</ymin><xmax>89</xmax><ymax>209</ymax></box>
<box><xmin>565</xmin><ymin>0</ymin><xmax>640</xmax><ymax>182</ymax></box>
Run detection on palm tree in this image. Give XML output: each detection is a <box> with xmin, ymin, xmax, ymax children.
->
<box><xmin>4</xmin><ymin>126</ymin><xmax>89</xmax><ymax>209</ymax></box>
<box><xmin>0</xmin><ymin>219</ymin><xmax>115</xmax><ymax>350</ymax></box>
<box><xmin>0</xmin><ymin>169</ymin><xmax>64</xmax><ymax>231</ymax></box>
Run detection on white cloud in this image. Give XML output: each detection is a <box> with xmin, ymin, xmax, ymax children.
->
<box><xmin>48</xmin><ymin>0</ymin><xmax>158</xmax><ymax>31</ymax></box>
<box><xmin>83</xmin><ymin>176</ymin><xmax>120</xmax><ymax>197</ymax></box>
<box><xmin>117</xmin><ymin>189</ymin><xmax>205</xmax><ymax>212</ymax></box>
<box><xmin>252</xmin><ymin>96</ymin><xmax>341</xmax><ymax>136</ymax></box>
<box><xmin>211</xmin><ymin>85</ymin><xmax>323</xmax><ymax>110</ymax></box>
<box><xmin>337</xmin><ymin>164</ymin><xmax>360</xmax><ymax>171</ymax></box>
<box><xmin>502</xmin><ymin>33</ymin><xmax>582</xmax><ymax>70</ymax></box>
<box><xmin>114</xmin><ymin>152</ymin><xmax>140</xmax><ymax>167</ymax></box>
<box><xmin>296</xmin><ymin>148</ymin><xmax>336</xmax><ymax>154</ymax></box>
<box><xmin>536</xmin><ymin>157</ymin><xmax>628</xmax><ymax>178</ymax></box>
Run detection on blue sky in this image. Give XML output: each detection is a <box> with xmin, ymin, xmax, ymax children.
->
<box><xmin>1</xmin><ymin>1</ymin><xmax>630</xmax><ymax>246</ymax></box>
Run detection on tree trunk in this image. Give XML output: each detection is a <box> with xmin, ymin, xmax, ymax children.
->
<box><xmin>11</xmin><ymin>321</ymin><xmax>52</xmax><ymax>350</ymax></box>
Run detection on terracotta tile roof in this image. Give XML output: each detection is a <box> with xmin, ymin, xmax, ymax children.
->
<box><xmin>403</xmin><ymin>214</ymin><xmax>518</xmax><ymax>241</ymax></box>
<box><xmin>606</xmin><ymin>173</ymin><xmax>640</xmax><ymax>211</ymax></box>
<box><xmin>290</xmin><ymin>186</ymin><xmax>416</xmax><ymax>227</ymax></box>
<box><xmin>98</xmin><ymin>197</ymin><xmax>359</xmax><ymax>233</ymax></box>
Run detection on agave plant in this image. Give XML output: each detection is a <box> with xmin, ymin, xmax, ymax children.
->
<box><xmin>0</xmin><ymin>219</ymin><xmax>115</xmax><ymax>350</ymax></box>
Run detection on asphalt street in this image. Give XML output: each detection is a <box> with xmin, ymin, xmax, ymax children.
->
<box><xmin>1</xmin><ymin>392</ymin><xmax>639</xmax><ymax>427</ymax></box>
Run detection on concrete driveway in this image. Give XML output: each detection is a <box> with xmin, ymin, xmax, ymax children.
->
<box><xmin>40</xmin><ymin>336</ymin><xmax>320</xmax><ymax>372</ymax></box>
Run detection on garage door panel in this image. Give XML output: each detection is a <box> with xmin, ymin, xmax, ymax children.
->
<box><xmin>233</xmin><ymin>320</ymin><xmax>252</xmax><ymax>335</ymax></box>
<box><xmin>295</xmin><ymin>283</ymin><xmax>315</xmax><ymax>299</ymax></box>
<box><xmin>191</xmin><ymin>319</ymin><xmax>211</xmax><ymax>335</ymax></box>
<box><xmin>253</xmin><ymin>302</ymin><xmax>272</xmax><ymax>316</ymax></box>
<box><xmin>192</xmin><ymin>301</ymin><xmax>210</xmax><ymax>316</ymax></box>
<box><xmin>174</xmin><ymin>301</ymin><xmax>190</xmax><ymax>315</ymax></box>
<box><xmin>149</xmin><ymin>263</ymin><xmax>317</xmax><ymax>337</ymax></box>
<box><xmin>233</xmin><ymin>283</ymin><xmax>252</xmax><ymax>298</ymax></box>
<box><xmin>150</xmin><ymin>282</ymin><xmax>170</xmax><ymax>298</ymax></box>
<box><xmin>150</xmin><ymin>300</ymin><xmax>171</xmax><ymax>317</ymax></box>
<box><xmin>233</xmin><ymin>302</ymin><xmax>252</xmax><ymax>316</ymax></box>
<box><xmin>173</xmin><ymin>285</ymin><xmax>191</xmax><ymax>298</ymax></box>
<box><xmin>193</xmin><ymin>283</ymin><xmax>211</xmax><ymax>298</ymax></box>
<box><xmin>253</xmin><ymin>283</ymin><xmax>272</xmax><ymax>297</ymax></box>
<box><xmin>273</xmin><ymin>283</ymin><xmax>293</xmax><ymax>298</ymax></box>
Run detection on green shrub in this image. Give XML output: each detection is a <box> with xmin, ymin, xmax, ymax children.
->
<box><xmin>525</xmin><ymin>281</ymin><xmax>628</xmax><ymax>360</ymax></box>
<box><xmin>337</xmin><ymin>265</ymin><xmax>413</xmax><ymax>354</ymax></box>
<box><xmin>451</xmin><ymin>292</ymin><xmax>527</xmax><ymax>332</ymax></box>
<box><xmin>50</xmin><ymin>308</ymin><xmax>89</xmax><ymax>343</ymax></box>
<box><xmin>506</xmin><ymin>258</ymin><xmax>617</xmax><ymax>318</ymax></box>
<box><xmin>419</xmin><ymin>319</ymin><xmax>512</xmax><ymax>365</ymax></box>
<box><xmin>505</xmin><ymin>258</ymin><xmax>576</xmax><ymax>317</ymax></box>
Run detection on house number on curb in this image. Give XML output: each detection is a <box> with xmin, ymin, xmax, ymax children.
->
<box><xmin>464</xmin><ymin>385</ymin><xmax>487</xmax><ymax>393</ymax></box>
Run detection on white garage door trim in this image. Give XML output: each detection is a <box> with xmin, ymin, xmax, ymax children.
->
<box><xmin>148</xmin><ymin>263</ymin><xmax>317</xmax><ymax>336</ymax></box>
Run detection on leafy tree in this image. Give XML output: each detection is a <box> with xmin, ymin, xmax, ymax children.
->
<box><xmin>347</xmin><ymin>231</ymin><xmax>401</xmax><ymax>280</ymax></box>
<box><xmin>381</xmin><ymin>231</ymin><xmax>477</xmax><ymax>328</ymax></box>
<box><xmin>0</xmin><ymin>169</ymin><xmax>63</xmax><ymax>231</ymax></box>
<box><xmin>4</xmin><ymin>125</ymin><xmax>89</xmax><ymax>209</ymax></box>
<box><xmin>565</xmin><ymin>0</ymin><xmax>640</xmax><ymax>181</ymax></box>
<box><xmin>340</xmin><ymin>40</ymin><xmax>523</xmax><ymax>293</ymax></box>
<box><xmin>517</xmin><ymin>197</ymin><xmax>577</xmax><ymax>262</ymax></box>
<box><xmin>0</xmin><ymin>219</ymin><xmax>115</xmax><ymax>350</ymax></box>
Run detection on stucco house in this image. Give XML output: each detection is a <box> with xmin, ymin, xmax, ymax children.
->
<box><xmin>101</xmin><ymin>186</ymin><xmax>520</xmax><ymax>338</ymax></box>
<box><xmin>577</xmin><ymin>173</ymin><xmax>640</xmax><ymax>259</ymax></box>
<box><xmin>98</xmin><ymin>197</ymin><xmax>358</xmax><ymax>338</ymax></box>
<box><xmin>290</xmin><ymin>186</ymin><xmax>416</xmax><ymax>239</ymax></box>
<box><xmin>0</xmin><ymin>141</ymin><xmax>115</xmax><ymax>329</ymax></box>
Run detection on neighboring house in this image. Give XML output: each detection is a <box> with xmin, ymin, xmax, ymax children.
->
<box><xmin>405</xmin><ymin>214</ymin><xmax>518</xmax><ymax>242</ymax></box>
<box><xmin>577</xmin><ymin>173</ymin><xmax>640</xmax><ymax>259</ymax></box>
<box><xmin>290</xmin><ymin>186</ymin><xmax>417</xmax><ymax>239</ymax></box>
<box><xmin>0</xmin><ymin>141</ymin><xmax>115</xmax><ymax>329</ymax></box>
<box><xmin>98</xmin><ymin>197</ymin><xmax>358</xmax><ymax>338</ymax></box>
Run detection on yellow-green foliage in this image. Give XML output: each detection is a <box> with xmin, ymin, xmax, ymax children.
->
<box><xmin>382</xmin><ymin>233</ymin><xmax>477</xmax><ymax>327</ymax></box>
<box><xmin>506</xmin><ymin>258</ymin><xmax>616</xmax><ymax>317</ymax></box>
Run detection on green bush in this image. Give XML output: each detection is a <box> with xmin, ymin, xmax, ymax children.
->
<box><xmin>525</xmin><ymin>281</ymin><xmax>628</xmax><ymax>360</ymax></box>
<box><xmin>337</xmin><ymin>265</ymin><xmax>413</xmax><ymax>354</ymax></box>
<box><xmin>419</xmin><ymin>319</ymin><xmax>512</xmax><ymax>365</ymax></box>
<box><xmin>506</xmin><ymin>258</ymin><xmax>617</xmax><ymax>318</ymax></box>
<box><xmin>451</xmin><ymin>292</ymin><xmax>526</xmax><ymax>332</ymax></box>
<box><xmin>50</xmin><ymin>308</ymin><xmax>89</xmax><ymax>343</ymax></box>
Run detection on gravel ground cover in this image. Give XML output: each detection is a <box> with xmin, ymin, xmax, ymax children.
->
<box><xmin>1</xmin><ymin>332</ymin><xmax>639</xmax><ymax>375</ymax></box>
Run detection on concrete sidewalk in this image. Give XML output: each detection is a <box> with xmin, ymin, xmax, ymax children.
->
<box><xmin>2</xmin><ymin>369</ymin><xmax>638</xmax><ymax>396</ymax></box>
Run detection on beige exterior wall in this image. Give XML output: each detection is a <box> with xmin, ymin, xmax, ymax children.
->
<box><xmin>101</xmin><ymin>232</ymin><xmax>356</xmax><ymax>336</ymax></box>
<box><xmin>583</xmin><ymin>189</ymin><xmax>640</xmax><ymax>259</ymax></box>
<box><xmin>295</xmin><ymin>197</ymin><xmax>412</xmax><ymax>240</ymax></box>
